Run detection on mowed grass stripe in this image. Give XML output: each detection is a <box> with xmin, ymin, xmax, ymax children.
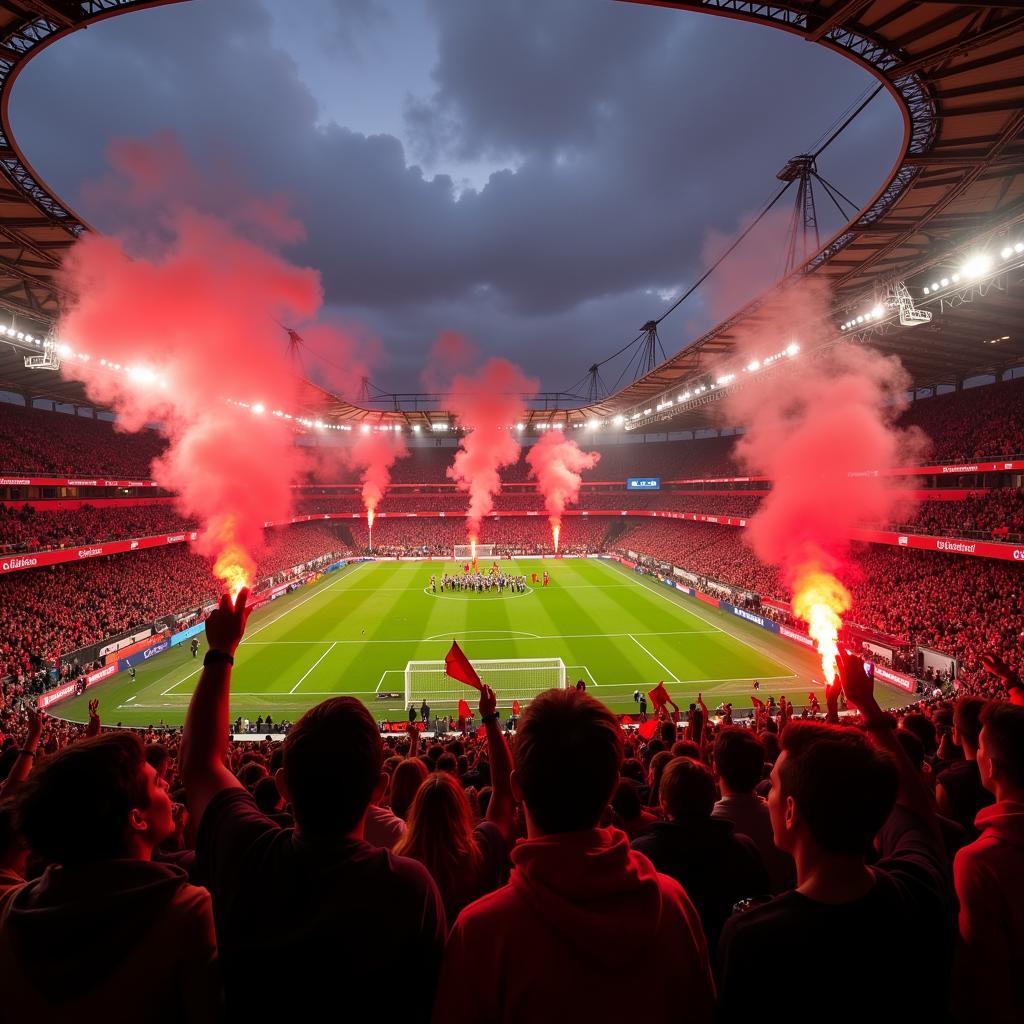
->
<box><xmin>52</xmin><ymin>556</ymin><xmax>922</xmax><ymax>728</ymax></box>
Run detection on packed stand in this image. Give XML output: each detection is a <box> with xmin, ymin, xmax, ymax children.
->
<box><xmin>0</xmin><ymin>401</ymin><xmax>166</xmax><ymax>477</ymax></box>
<box><xmin>0</xmin><ymin>503</ymin><xmax>194</xmax><ymax>553</ymax></box>
<box><xmin>2</xmin><ymin>601</ymin><xmax>1020</xmax><ymax>1021</ymax></box>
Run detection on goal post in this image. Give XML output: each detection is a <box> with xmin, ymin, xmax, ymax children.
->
<box><xmin>453</xmin><ymin>544</ymin><xmax>496</xmax><ymax>560</ymax></box>
<box><xmin>405</xmin><ymin>657</ymin><xmax>567</xmax><ymax>709</ymax></box>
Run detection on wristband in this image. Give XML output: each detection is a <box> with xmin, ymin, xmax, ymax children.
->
<box><xmin>481</xmin><ymin>712</ymin><xmax>499</xmax><ymax>725</ymax></box>
<box><xmin>18</xmin><ymin>749</ymin><xmax>36</xmax><ymax>757</ymax></box>
<box><xmin>203</xmin><ymin>649</ymin><xmax>235</xmax><ymax>668</ymax></box>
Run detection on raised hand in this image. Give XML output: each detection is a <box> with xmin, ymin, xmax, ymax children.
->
<box><xmin>479</xmin><ymin>683</ymin><xmax>497</xmax><ymax>718</ymax></box>
<box><xmin>205</xmin><ymin>587</ymin><xmax>250</xmax><ymax>655</ymax></box>
<box><xmin>837</xmin><ymin>651</ymin><xmax>881</xmax><ymax>720</ymax></box>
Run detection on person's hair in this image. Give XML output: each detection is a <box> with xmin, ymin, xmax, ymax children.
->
<box><xmin>436</xmin><ymin>752</ymin><xmax>458</xmax><ymax>775</ymax></box>
<box><xmin>777</xmin><ymin>722</ymin><xmax>898</xmax><ymax>855</ymax></box>
<box><xmin>282</xmin><ymin>697</ymin><xmax>382</xmax><ymax>839</ymax></box>
<box><xmin>895</xmin><ymin>728</ymin><xmax>925</xmax><ymax>771</ymax></box>
<box><xmin>253</xmin><ymin>776</ymin><xmax>283</xmax><ymax>815</ymax></box>
<box><xmin>980</xmin><ymin>702</ymin><xmax>1024</xmax><ymax>790</ymax></box>
<box><xmin>660</xmin><ymin>757</ymin><xmax>716</xmax><ymax>820</ymax></box>
<box><xmin>647</xmin><ymin>751</ymin><xmax>674</xmax><ymax>808</ymax></box>
<box><xmin>620</xmin><ymin>758</ymin><xmax>646</xmax><ymax>784</ymax></box>
<box><xmin>611</xmin><ymin>779</ymin><xmax>642</xmax><ymax>821</ymax></box>
<box><xmin>671</xmin><ymin>740</ymin><xmax>702</xmax><ymax>760</ymax></box>
<box><xmin>145</xmin><ymin>743</ymin><xmax>169</xmax><ymax>777</ymax></box>
<box><xmin>17</xmin><ymin>733</ymin><xmax>151</xmax><ymax>865</ymax></box>
<box><xmin>714</xmin><ymin>728</ymin><xmax>765</xmax><ymax>793</ymax></box>
<box><xmin>689</xmin><ymin>703</ymin><xmax>697</xmax><ymax>711</ymax></box>
<box><xmin>900</xmin><ymin>713</ymin><xmax>937</xmax><ymax>755</ymax></box>
<box><xmin>390</xmin><ymin>758</ymin><xmax>429</xmax><ymax>820</ymax></box>
<box><xmin>954</xmin><ymin>697</ymin><xmax>987</xmax><ymax>750</ymax></box>
<box><xmin>515</xmin><ymin>689</ymin><xmax>623</xmax><ymax>833</ymax></box>
<box><xmin>641</xmin><ymin>739</ymin><xmax>664</xmax><ymax>767</ymax></box>
<box><xmin>239</xmin><ymin>762</ymin><xmax>268</xmax><ymax>791</ymax></box>
<box><xmin>393</xmin><ymin>773</ymin><xmax>482</xmax><ymax>909</ymax></box>
<box><xmin>659</xmin><ymin>722</ymin><xmax>675</xmax><ymax>746</ymax></box>
<box><xmin>0</xmin><ymin>801</ymin><xmax>24</xmax><ymax>864</ymax></box>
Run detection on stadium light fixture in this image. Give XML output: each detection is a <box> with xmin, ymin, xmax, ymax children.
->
<box><xmin>250</xmin><ymin>403</ymin><xmax>265</xmax><ymax>415</ymax></box>
<box><xmin>360</xmin><ymin>423</ymin><xmax>370</xmax><ymax>433</ymax></box>
<box><xmin>613</xmin><ymin>414</ymin><xmax>624</xmax><ymax>425</ymax></box>
<box><xmin>643</xmin><ymin>408</ymin><xmax>652</xmax><ymax>415</ymax></box>
<box><xmin>746</xmin><ymin>360</ymin><xmax>760</xmax><ymax>372</ymax></box>
<box><xmin>786</xmin><ymin>342</ymin><xmax>800</xmax><ymax>356</ymax></box>
<box><xmin>588</xmin><ymin>418</ymin><xmax>600</xmax><ymax>429</ymax></box>
<box><xmin>962</xmin><ymin>253</ymin><xmax>992</xmax><ymax>279</ymax></box>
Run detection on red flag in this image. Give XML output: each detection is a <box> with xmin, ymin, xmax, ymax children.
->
<box><xmin>648</xmin><ymin>682</ymin><xmax>670</xmax><ymax>710</ymax></box>
<box><xmin>475</xmin><ymin>724</ymin><xmax>488</xmax><ymax>739</ymax></box>
<box><xmin>751</xmin><ymin>696</ymin><xmax>765</xmax><ymax>710</ymax></box>
<box><xmin>458</xmin><ymin>698</ymin><xmax>472</xmax><ymax>719</ymax></box>
<box><xmin>445</xmin><ymin>640</ymin><xmax>482</xmax><ymax>691</ymax></box>
<box><xmin>512</xmin><ymin>699</ymin><xmax>521</xmax><ymax>716</ymax></box>
<box><xmin>637</xmin><ymin>719</ymin><xmax>659</xmax><ymax>740</ymax></box>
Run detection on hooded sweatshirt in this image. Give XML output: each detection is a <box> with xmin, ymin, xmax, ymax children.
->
<box><xmin>0</xmin><ymin>859</ymin><xmax>220</xmax><ymax>1023</ymax></box>
<box><xmin>432</xmin><ymin>826</ymin><xmax>714</xmax><ymax>1024</ymax></box>
<box><xmin>953</xmin><ymin>800</ymin><xmax>1024</xmax><ymax>1021</ymax></box>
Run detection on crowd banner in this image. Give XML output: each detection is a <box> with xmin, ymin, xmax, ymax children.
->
<box><xmin>0</xmin><ymin>531</ymin><xmax>198</xmax><ymax>575</ymax></box>
<box><xmin>719</xmin><ymin>601</ymin><xmax>781</xmax><ymax>634</ymax></box>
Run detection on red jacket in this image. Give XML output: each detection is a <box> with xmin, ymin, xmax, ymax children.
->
<box><xmin>953</xmin><ymin>800</ymin><xmax>1024</xmax><ymax>1020</ymax></box>
<box><xmin>433</xmin><ymin>827</ymin><xmax>714</xmax><ymax>1024</ymax></box>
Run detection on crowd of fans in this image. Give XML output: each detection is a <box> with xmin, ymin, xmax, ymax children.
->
<box><xmin>0</xmin><ymin>605</ymin><xmax>1020</xmax><ymax>1021</ymax></box>
<box><xmin>0</xmin><ymin>402</ymin><xmax>166</xmax><ymax>477</ymax></box>
<box><xmin>0</xmin><ymin>502</ymin><xmax>193</xmax><ymax>553</ymax></box>
<box><xmin>0</xmin><ymin>523</ymin><xmax>352</xmax><ymax>686</ymax></box>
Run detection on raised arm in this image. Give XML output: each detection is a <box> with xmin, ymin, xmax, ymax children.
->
<box><xmin>0</xmin><ymin>708</ymin><xmax>42</xmax><ymax>796</ymax></box>
<box><xmin>181</xmin><ymin>589</ymin><xmax>250</xmax><ymax>826</ymax></box>
<box><xmin>85</xmin><ymin>699</ymin><xmax>101</xmax><ymax>738</ymax></box>
<box><xmin>479</xmin><ymin>684</ymin><xmax>515</xmax><ymax>842</ymax></box>
<box><xmin>838</xmin><ymin>652</ymin><xmax>935</xmax><ymax>824</ymax></box>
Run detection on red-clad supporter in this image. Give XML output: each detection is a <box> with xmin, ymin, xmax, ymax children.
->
<box><xmin>0</xmin><ymin>731</ymin><xmax>220</xmax><ymax>1021</ymax></box>
<box><xmin>433</xmin><ymin>688</ymin><xmax>715</xmax><ymax>1024</ymax></box>
<box><xmin>952</xmin><ymin>699</ymin><xmax>1024</xmax><ymax>1021</ymax></box>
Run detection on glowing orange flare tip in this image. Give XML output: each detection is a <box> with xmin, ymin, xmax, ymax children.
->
<box><xmin>213</xmin><ymin>544</ymin><xmax>254</xmax><ymax>602</ymax></box>
<box><xmin>367</xmin><ymin>506</ymin><xmax>376</xmax><ymax>530</ymax></box>
<box><xmin>792</xmin><ymin>570</ymin><xmax>851</xmax><ymax>687</ymax></box>
<box><xmin>552</xmin><ymin>521</ymin><xmax>561</xmax><ymax>553</ymax></box>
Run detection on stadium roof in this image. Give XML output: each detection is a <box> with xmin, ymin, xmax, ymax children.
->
<box><xmin>0</xmin><ymin>1</ymin><xmax>1022</xmax><ymax>428</ymax></box>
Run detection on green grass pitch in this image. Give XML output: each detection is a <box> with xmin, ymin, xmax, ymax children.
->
<box><xmin>53</xmin><ymin>558</ymin><xmax>910</xmax><ymax>728</ymax></box>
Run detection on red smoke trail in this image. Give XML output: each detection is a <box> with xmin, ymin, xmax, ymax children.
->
<box><xmin>57</xmin><ymin>134</ymin><xmax>367</xmax><ymax>595</ymax></box>
<box><xmin>446</xmin><ymin>358</ymin><xmax>539</xmax><ymax>544</ymax></box>
<box><xmin>346</xmin><ymin>431</ymin><xmax>408</xmax><ymax>546</ymax></box>
<box><xmin>727</xmin><ymin>320</ymin><xmax>927</xmax><ymax>684</ymax></box>
<box><xmin>526</xmin><ymin>429</ymin><xmax>601</xmax><ymax>553</ymax></box>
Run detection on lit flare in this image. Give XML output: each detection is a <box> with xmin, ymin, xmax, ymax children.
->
<box><xmin>213</xmin><ymin>542</ymin><xmax>255</xmax><ymax>601</ymax></box>
<box><xmin>551</xmin><ymin>519</ymin><xmax>561</xmax><ymax>554</ymax></box>
<box><xmin>792</xmin><ymin>568</ymin><xmax>851</xmax><ymax>687</ymax></box>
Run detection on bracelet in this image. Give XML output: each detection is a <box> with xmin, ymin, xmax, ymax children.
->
<box><xmin>203</xmin><ymin>649</ymin><xmax>235</xmax><ymax>667</ymax></box>
<box><xmin>481</xmin><ymin>712</ymin><xmax>499</xmax><ymax>725</ymax></box>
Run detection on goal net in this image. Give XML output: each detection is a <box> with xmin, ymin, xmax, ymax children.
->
<box><xmin>453</xmin><ymin>544</ymin><xmax>496</xmax><ymax>560</ymax></box>
<box><xmin>405</xmin><ymin>657</ymin><xmax>566</xmax><ymax>709</ymax></box>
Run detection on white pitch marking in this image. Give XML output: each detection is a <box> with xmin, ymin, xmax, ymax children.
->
<box><xmin>289</xmin><ymin>642</ymin><xmax>338</xmax><ymax>694</ymax></box>
<box><xmin>629</xmin><ymin>634</ymin><xmax>680</xmax><ymax>683</ymax></box>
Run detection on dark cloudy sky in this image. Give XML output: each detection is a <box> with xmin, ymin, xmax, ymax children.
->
<box><xmin>11</xmin><ymin>0</ymin><xmax>902</xmax><ymax>397</ymax></box>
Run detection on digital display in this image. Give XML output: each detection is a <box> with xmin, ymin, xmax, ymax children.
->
<box><xmin>627</xmin><ymin>477</ymin><xmax>661</xmax><ymax>490</ymax></box>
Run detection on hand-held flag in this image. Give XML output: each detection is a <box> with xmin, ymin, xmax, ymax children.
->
<box><xmin>445</xmin><ymin>640</ymin><xmax>482</xmax><ymax>691</ymax></box>
<box><xmin>648</xmin><ymin>682</ymin><xmax>671</xmax><ymax>711</ymax></box>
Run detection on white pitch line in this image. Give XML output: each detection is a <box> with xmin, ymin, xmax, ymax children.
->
<box><xmin>161</xmin><ymin>667</ymin><xmax>201</xmax><ymax>696</ymax></box>
<box><xmin>629</xmin><ymin>634</ymin><xmax>680</xmax><ymax>682</ymax></box>
<box><xmin>289</xmin><ymin>642</ymin><xmax>338</xmax><ymax>694</ymax></box>
<box><xmin>606</xmin><ymin>561</ymin><xmax>802</xmax><ymax>672</ymax></box>
<box><xmin>568</xmin><ymin>664</ymin><xmax>599</xmax><ymax>687</ymax></box>
<box><xmin>241</xmin><ymin>562</ymin><xmax>364</xmax><ymax>644</ymax></box>
<box><xmin>375</xmin><ymin>670</ymin><xmax>388</xmax><ymax>693</ymax></box>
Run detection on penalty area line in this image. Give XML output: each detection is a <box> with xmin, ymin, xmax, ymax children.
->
<box><xmin>289</xmin><ymin>642</ymin><xmax>338</xmax><ymax>694</ymax></box>
<box><xmin>629</xmin><ymin>634</ymin><xmax>680</xmax><ymax>683</ymax></box>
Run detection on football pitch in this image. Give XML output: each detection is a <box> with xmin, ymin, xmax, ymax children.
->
<box><xmin>54</xmin><ymin>558</ymin><xmax>908</xmax><ymax>728</ymax></box>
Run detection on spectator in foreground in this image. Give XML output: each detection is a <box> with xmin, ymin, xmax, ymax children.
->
<box><xmin>0</xmin><ymin>732</ymin><xmax>220</xmax><ymax>1022</ymax></box>
<box><xmin>395</xmin><ymin>683</ymin><xmax>514</xmax><ymax>921</ymax></box>
<box><xmin>433</xmin><ymin>688</ymin><xmax>714</xmax><ymax>1024</ymax></box>
<box><xmin>634</xmin><ymin>756</ymin><xmax>768</xmax><ymax>952</ymax></box>
<box><xmin>181</xmin><ymin>590</ymin><xmax>445</xmax><ymax>1021</ymax></box>
<box><xmin>953</xmin><ymin>701</ymin><xmax>1024</xmax><ymax>1020</ymax></box>
<box><xmin>936</xmin><ymin>696</ymin><xmax>993</xmax><ymax>837</ymax></box>
<box><xmin>712</xmin><ymin>727</ymin><xmax>795</xmax><ymax>893</ymax></box>
<box><xmin>717</xmin><ymin>654</ymin><xmax>953</xmax><ymax>1023</ymax></box>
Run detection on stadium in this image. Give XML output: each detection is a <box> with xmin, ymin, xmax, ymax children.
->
<box><xmin>0</xmin><ymin>2</ymin><xmax>1022</xmax><ymax>1021</ymax></box>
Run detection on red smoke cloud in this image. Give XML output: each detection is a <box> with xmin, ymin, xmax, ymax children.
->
<box><xmin>446</xmin><ymin>358</ymin><xmax>539</xmax><ymax>540</ymax></box>
<box><xmin>346</xmin><ymin>430</ymin><xmax>409</xmax><ymax>530</ymax></box>
<box><xmin>58</xmin><ymin>134</ymin><xmax>367</xmax><ymax>593</ymax></box>
<box><xmin>727</xmin><ymin>337</ymin><xmax>928</xmax><ymax>681</ymax></box>
<box><xmin>526</xmin><ymin>429</ymin><xmax>601</xmax><ymax>551</ymax></box>
<box><xmin>421</xmin><ymin>330</ymin><xmax>479</xmax><ymax>394</ymax></box>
